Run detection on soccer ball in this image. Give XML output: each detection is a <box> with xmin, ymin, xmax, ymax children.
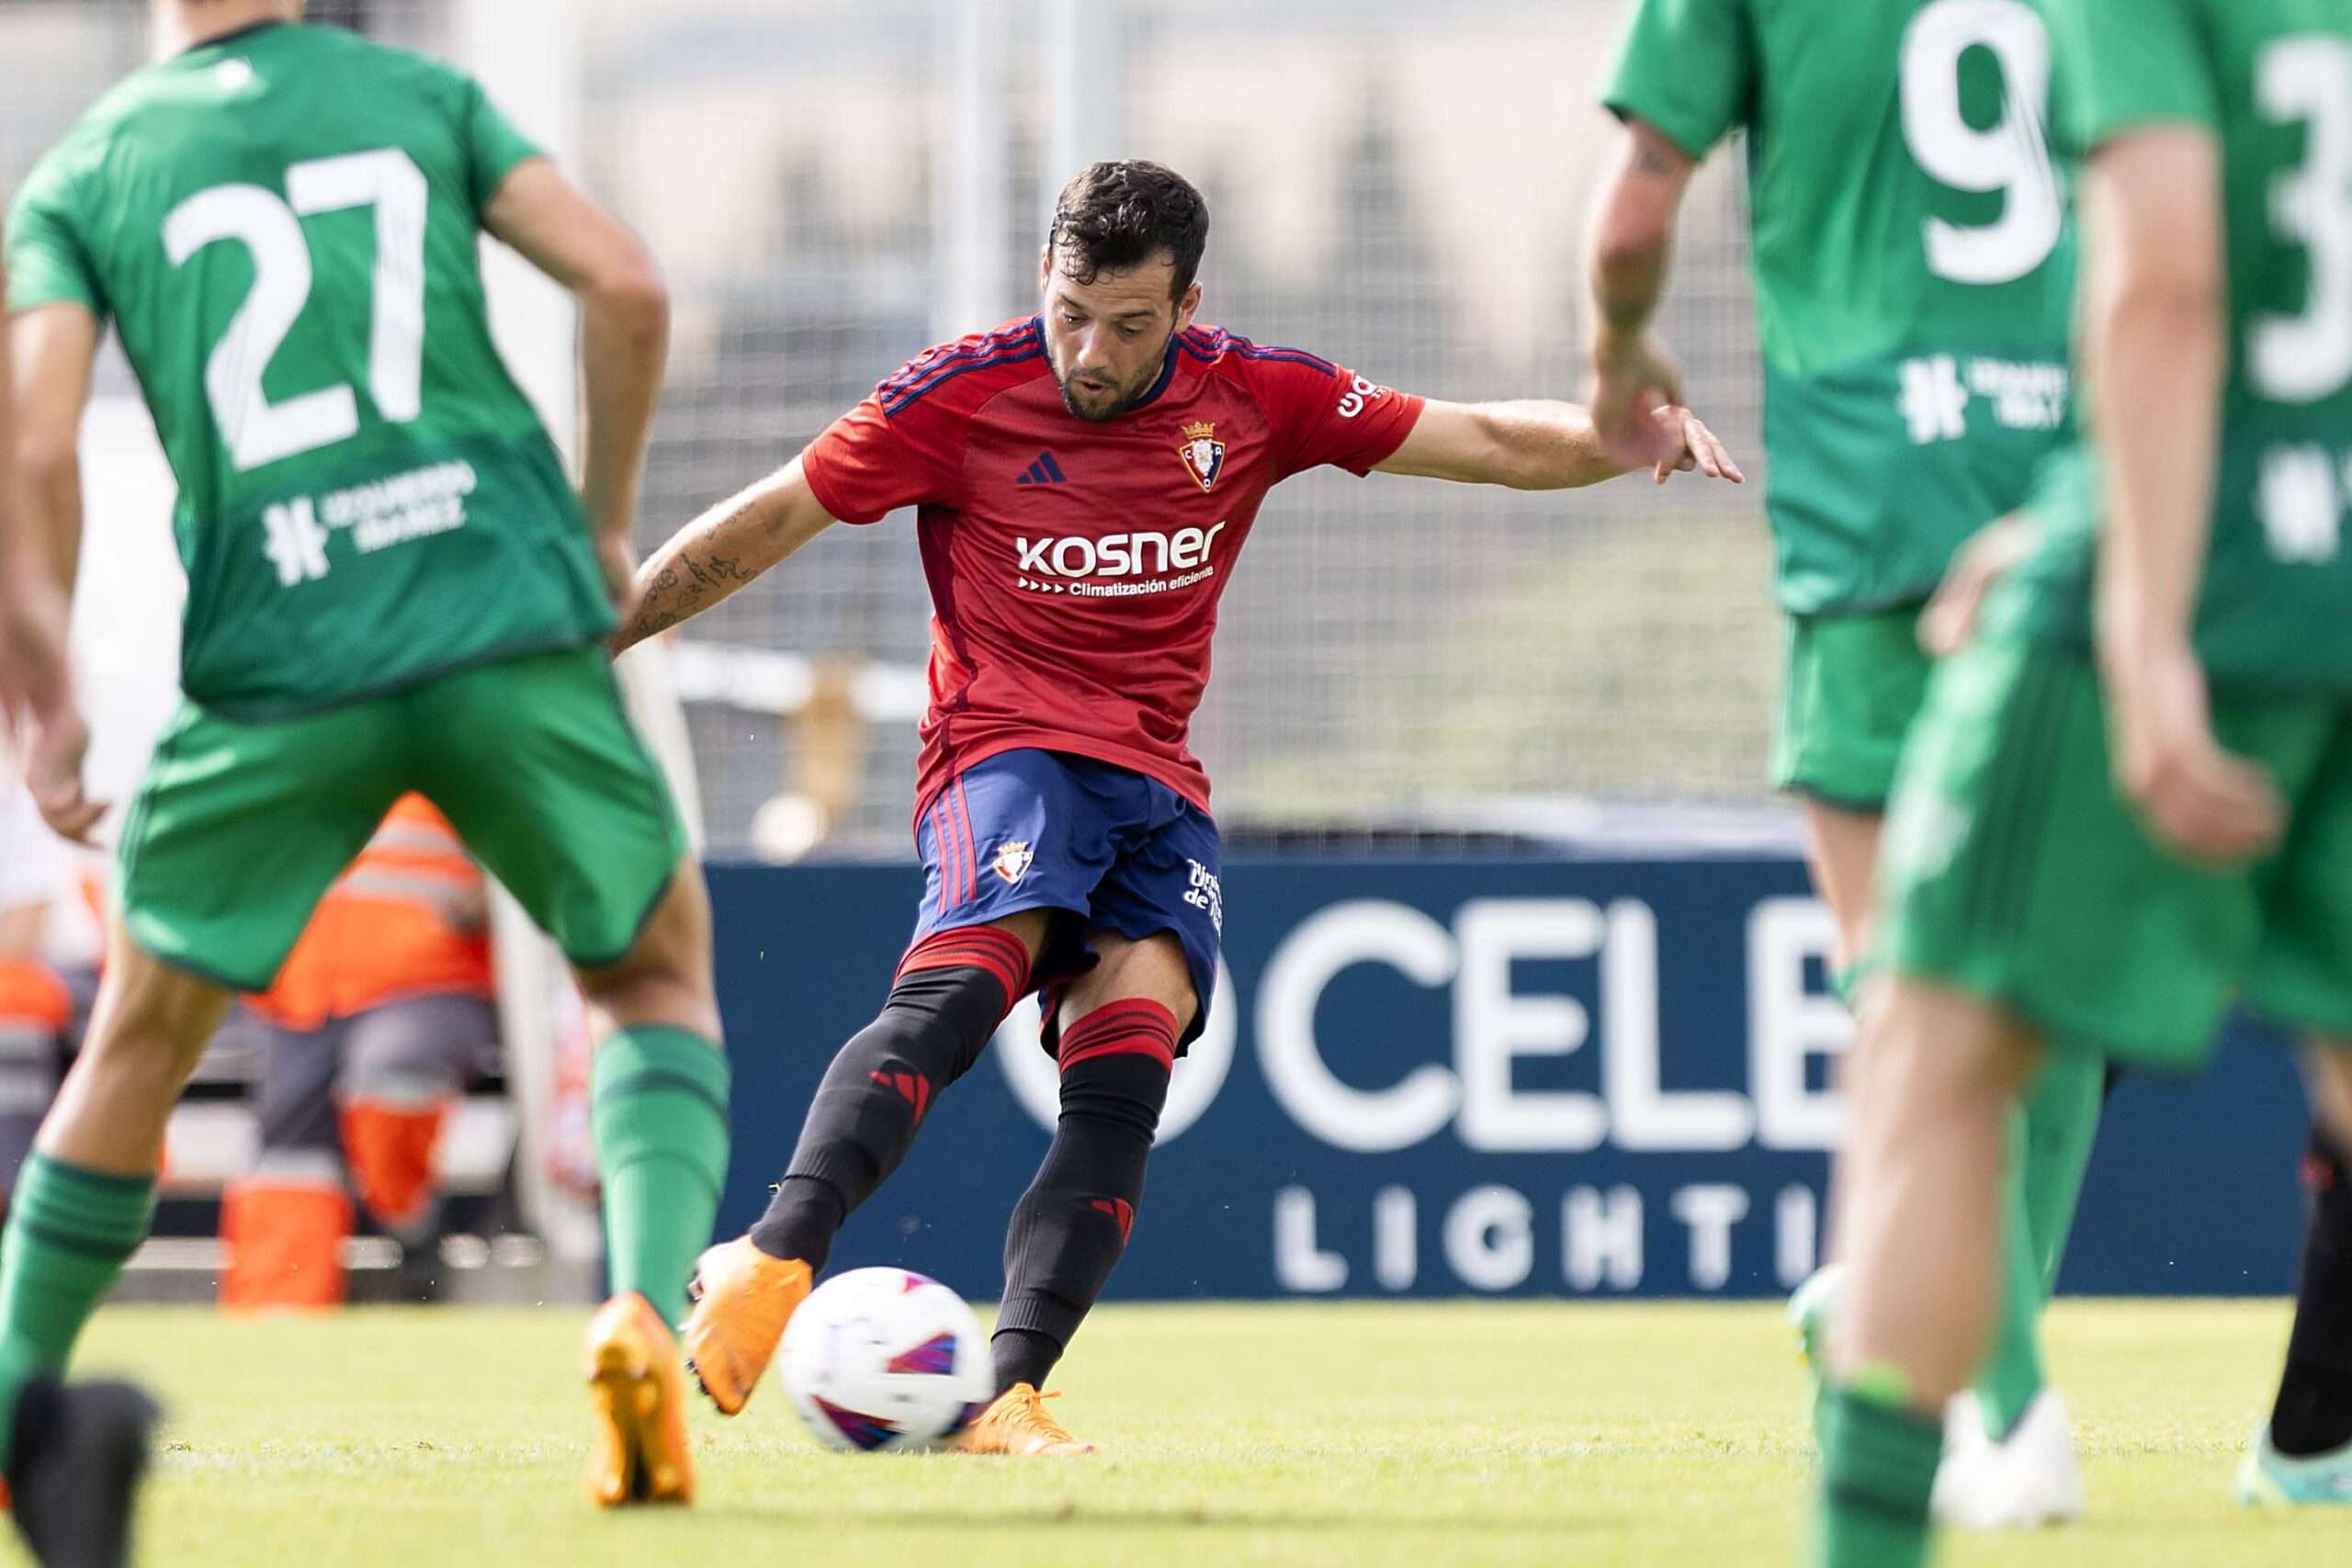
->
<box><xmin>777</xmin><ymin>1267</ymin><xmax>993</xmax><ymax>1451</ymax></box>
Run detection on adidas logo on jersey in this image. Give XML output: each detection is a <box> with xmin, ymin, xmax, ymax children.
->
<box><xmin>1014</xmin><ymin>451</ymin><xmax>1067</xmax><ymax>485</ymax></box>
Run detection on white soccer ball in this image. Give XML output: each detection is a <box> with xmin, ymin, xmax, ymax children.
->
<box><xmin>778</xmin><ymin>1267</ymin><xmax>993</xmax><ymax>1451</ymax></box>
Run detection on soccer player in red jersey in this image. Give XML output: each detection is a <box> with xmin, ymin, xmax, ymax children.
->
<box><xmin>617</xmin><ymin>161</ymin><xmax>1741</xmax><ymax>1455</ymax></box>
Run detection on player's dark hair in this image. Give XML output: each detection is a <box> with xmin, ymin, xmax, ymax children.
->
<box><xmin>1047</xmin><ymin>161</ymin><xmax>1210</xmax><ymax>299</ymax></box>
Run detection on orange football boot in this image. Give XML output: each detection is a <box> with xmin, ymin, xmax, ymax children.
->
<box><xmin>582</xmin><ymin>1292</ymin><xmax>695</xmax><ymax>1507</ymax></box>
<box><xmin>955</xmin><ymin>1384</ymin><xmax>1099</xmax><ymax>1458</ymax></box>
<box><xmin>679</xmin><ymin>1237</ymin><xmax>812</xmax><ymax>1416</ymax></box>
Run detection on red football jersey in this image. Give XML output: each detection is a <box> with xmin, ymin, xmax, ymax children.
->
<box><xmin>801</xmin><ymin>316</ymin><xmax>1425</xmax><ymax>818</ymax></box>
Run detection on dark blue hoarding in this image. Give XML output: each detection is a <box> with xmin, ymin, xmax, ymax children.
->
<box><xmin>707</xmin><ymin>857</ymin><xmax>2309</xmax><ymax>1303</ymax></box>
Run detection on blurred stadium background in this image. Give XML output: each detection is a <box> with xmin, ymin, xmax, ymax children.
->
<box><xmin>1</xmin><ymin>0</ymin><xmax>1781</xmax><ymax>863</ymax></box>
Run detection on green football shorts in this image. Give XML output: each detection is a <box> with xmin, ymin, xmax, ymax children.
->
<box><xmin>118</xmin><ymin>646</ymin><xmax>688</xmax><ymax>989</ymax></box>
<box><xmin>1771</xmin><ymin>606</ymin><xmax>1936</xmax><ymax>811</ymax></box>
<box><xmin>1878</xmin><ymin>629</ymin><xmax>2352</xmax><ymax>1070</ymax></box>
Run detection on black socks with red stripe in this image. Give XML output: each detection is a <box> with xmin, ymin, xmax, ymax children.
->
<box><xmin>751</xmin><ymin>931</ymin><xmax>1177</xmax><ymax>1398</ymax></box>
<box><xmin>992</xmin><ymin>998</ymin><xmax>1176</xmax><ymax>1394</ymax></box>
<box><xmin>749</xmin><ymin>926</ymin><xmax>1032</xmax><ymax>1270</ymax></box>
<box><xmin>2271</xmin><ymin>1124</ymin><xmax>2352</xmax><ymax>1457</ymax></box>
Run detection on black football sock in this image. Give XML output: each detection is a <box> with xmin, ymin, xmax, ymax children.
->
<box><xmin>748</xmin><ymin>926</ymin><xmax>1032</xmax><ymax>1270</ymax></box>
<box><xmin>989</xmin><ymin>1329</ymin><xmax>1064</xmax><ymax>1395</ymax></box>
<box><xmin>2272</xmin><ymin>1124</ymin><xmax>2352</xmax><ymax>1457</ymax></box>
<box><xmin>992</xmin><ymin>999</ymin><xmax>1175</xmax><ymax>1394</ymax></box>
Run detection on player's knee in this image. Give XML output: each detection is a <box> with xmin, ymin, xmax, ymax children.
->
<box><xmin>870</xmin><ymin>962</ymin><xmax>1015</xmax><ymax>1081</ymax></box>
<box><xmin>1060</xmin><ymin>932</ymin><xmax>1195</xmax><ymax>1035</ymax></box>
<box><xmin>1854</xmin><ymin>979</ymin><xmax>2033</xmax><ymax>1122</ymax></box>
<box><xmin>579</xmin><ymin>965</ymin><xmax>715</xmax><ymax>1035</ymax></box>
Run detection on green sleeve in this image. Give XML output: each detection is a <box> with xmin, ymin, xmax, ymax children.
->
<box><xmin>4</xmin><ymin>152</ymin><xmax>105</xmax><ymax>319</ymax></box>
<box><xmin>1600</xmin><ymin>0</ymin><xmax>1755</xmax><ymax>162</ymax></box>
<box><xmin>461</xmin><ymin>76</ymin><xmax>546</xmax><ymax>212</ymax></box>
<box><xmin>2052</xmin><ymin>0</ymin><xmax>2217</xmax><ymax>152</ymax></box>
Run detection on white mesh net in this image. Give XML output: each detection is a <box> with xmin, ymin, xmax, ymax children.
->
<box><xmin>5</xmin><ymin>0</ymin><xmax>1782</xmax><ymax>860</ymax></box>
<box><xmin>582</xmin><ymin>0</ymin><xmax>1778</xmax><ymax>855</ymax></box>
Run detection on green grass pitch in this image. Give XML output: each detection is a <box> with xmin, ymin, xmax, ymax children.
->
<box><xmin>19</xmin><ymin>1299</ymin><xmax>2340</xmax><ymax>1567</ymax></box>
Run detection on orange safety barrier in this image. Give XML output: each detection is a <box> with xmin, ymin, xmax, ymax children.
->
<box><xmin>220</xmin><ymin>1171</ymin><xmax>354</xmax><ymax>1311</ymax></box>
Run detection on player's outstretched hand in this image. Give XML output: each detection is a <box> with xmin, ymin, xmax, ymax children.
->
<box><xmin>25</xmin><ymin>694</ymin><xmax>105</xmax><ymax>846</ymax></box>
<box><xmin>1920</xmin><ymin>513</ymin><xmax>2036</xmax><ymax>658</ymax></box>
<box><xmin>2102</xmin><ymin>634</ymin><xmax>2282</xmax><ymax>867</ymax></box>
<box><xmin>1645</xmin><ymin>405</ymin><xmax>1744</xmax><ymax>486</ymax></box>
<box><xmin>1588</xmin><ymin>332</ymin><xmax>1688</xmax><ymax>476</ymax></box>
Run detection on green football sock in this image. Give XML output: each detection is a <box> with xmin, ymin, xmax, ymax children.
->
<box><xmin>2018</xmin><ymin>1049</ymin><xmax>2104</xmax><ymax>1290</ymax></box>
<box><xmin>1974</xmin><ymin>1051</ymin><xmax>2105</xmax><ymax>1439</ymax></box>
<box><xmin>0</xmin><ymin>1154</ymin><xmax>157</xmax><ymax>1471</ymax></box>
<box><xmin>1813</xmin><ymin>1381</ymin><xmax>1940</xmax><ymax>1568</ymax></box>
<box><xmin>591</xmin><ymin>1027</ymin><xmax>731</xmax><ymax>1325</ymax></box>
<box><xmin>1974</xmin><ymin>1143</ymin><xmax>2045</xmax><ymax>1440</ymax></box>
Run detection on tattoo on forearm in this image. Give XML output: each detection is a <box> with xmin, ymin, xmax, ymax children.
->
<box><xmin>622</xmin><ymin>604</ymin><xmax>687</xmax><ymax>645</ymax></box>
<box><xmin>622</xmin><ymin>493</ymin><xmax>778</xmax><ymax>650</ymax></box>
<box><xmin>1632</xmin><ymin>139</ymin><xmax>1679</xmax><ymax>176</ymax></box>
<box><xmin>651</xmin><ymin>564</ymin><xmax>704</xmax><ymax>615</ymax></box>
<box><xmin>672</xmin><ymin>544</ymin><xmax>757</xmax><ymax>600</ymax></box>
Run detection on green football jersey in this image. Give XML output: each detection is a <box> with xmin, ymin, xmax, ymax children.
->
<box><xmin>2018</xmin><ymin>0</ymin><xmax>2352</xmax><ymax>690</ymax></box>
<box><xmin>5</xmin><ymin>21</ymin><xmax>611</xmax><ymax>719</ymax></box>
<box><xmin>1604</xmin><ymin>0</ymin><xmax>2077</xmax><ymax>615</ymax></box>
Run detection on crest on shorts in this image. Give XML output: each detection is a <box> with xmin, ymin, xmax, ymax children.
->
<box><xmin>1178</xmin><ymin>421</ymin><xmax>1227</xmax><ymax>493</ymax></box>
<box><xmin>992</xmin><ymin>840</ymin><xmax>1035</xmax><ymax>884</ymax></box>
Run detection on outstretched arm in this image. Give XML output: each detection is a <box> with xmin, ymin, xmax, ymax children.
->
<box><xmin>615</xmin><ymin>456</ymin><xmax>840</xmax><ymax>653</ymax></box>
<box><xmin>1374</xmin><ymin>397</ymin><xmax>1739</xmax><ymax>489</ymax></box>
<box><xmin>1583</xmin><ymin>117</ymin><xmax>1699</xmax><ymax>472</ymax></box>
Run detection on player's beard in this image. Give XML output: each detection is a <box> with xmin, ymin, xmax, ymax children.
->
<box><xmin>1050</xmin><ymin>333</ymin><xmax>1172</xmax><ymax>423</ymax></box>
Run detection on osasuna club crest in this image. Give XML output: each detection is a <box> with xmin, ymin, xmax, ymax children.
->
<box><xmin>1178</xmin><ymin>421</ymin><xmax>1227</xmax><ymax>493</ymax></box>
<box><xmin>992</xmin><ymin>840</ymin><xmax>1035</xmax><ymax>884</ymax></box>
